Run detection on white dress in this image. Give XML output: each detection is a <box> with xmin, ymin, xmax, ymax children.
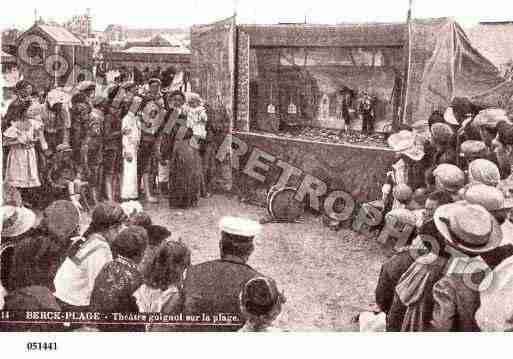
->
<box><xmin>121</xmin><ymin>112</ymin><xmax>141</xmax><ymax>200</ymax></box>
<box><xmin>4</xmin><ymin>119</ymin><xmax>44</xmax><ymax>188</ymax></box>
<box><xmin>134</xmin><ymin>284</ymin><xmax>179</xmax><ymax>313</ymax></box>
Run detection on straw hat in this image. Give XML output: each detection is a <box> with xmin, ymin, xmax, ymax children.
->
<box><xmin>434</xmin><ymin>202</ymin><xmax>502</xmax><ymax>255</ymax></box>
<box><xmin>468</xmin><ymin>159</ymin><xmax>500</xmax><ymax>187</ymax></box>
<box><xmin>462</xmin><ymin>184</ymin><xmax>505</xmax><ymax>212</ymax></box>
<box><xmin>433</xmin><ymin>164</ymin><xmax>465</xmax><ymax>193</ymax></box>
<box><xmin>473</xmin><ymin>108</ymin><xmax>509</xmax><ymax>129</ymax></box>
<box><xmin>387</xmin><ymin>130</ymin><xmax>425</xmax><ymax>161</ymax></box>
<box><xmin>460</xmin><ymin>140</ymin><xmax>487</xmax><ymax>158</ymax></box>
<box><xmin>1</xmin><ymin>206</ymin><xmax>37</xmax><ymax>238</ymax></box>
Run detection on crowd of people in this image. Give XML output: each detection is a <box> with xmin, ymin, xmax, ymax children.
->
<box><xmin>1</xmin><ymin>73</ymin><xmax>224</xmax><ymax>212</ymax></box>
<box><xmin>4</xmin><ymin>71</ymin><xmax>513</xmax><ymax>332</ymax></box>
<box><xmin>0</xmin><ymin>200</ymin><xmax>285</xmax><ymax>332</ymax></box>
<box><xmin>363</xmin><ymin>97</ymin><xmax>513</xmax><ymax>331</ymax></box>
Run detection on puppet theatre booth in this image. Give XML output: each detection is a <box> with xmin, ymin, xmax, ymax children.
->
<box><xmin>190</xmin><ymin>16</ymin><xmax>508</xmax><ymax>210</ymax></box>
<box><xmin>16</xmin><ymin>24</ymin><xmax>93</xmax><ymax>91</ymax></box>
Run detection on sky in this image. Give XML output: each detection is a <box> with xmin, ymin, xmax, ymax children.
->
<box><xmin>1</xmin><ymin>0</ymin><xmax>512</xmax><ymax>30</ymax></box>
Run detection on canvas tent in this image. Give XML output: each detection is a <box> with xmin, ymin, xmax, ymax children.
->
<box><xmin>403</xmin><ymin>18</ymin><xmax>512</xmax><ymax>124</ymax></box>
<box><xmin>190</xmin><ymin>17</ymin><xmax>511</xmax><ymax>134</ymax></box>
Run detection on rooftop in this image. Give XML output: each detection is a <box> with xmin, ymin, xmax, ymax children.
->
<box><xmin>121</xmin><ymin>46</ymin><xmax>191</xmax><ymax>55</ymax></box>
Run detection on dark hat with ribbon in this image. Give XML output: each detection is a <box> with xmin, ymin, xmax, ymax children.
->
<box><xmin>241</xmin><ymin>277</ymin><xmax>285</xmax><ymax>316</ymax></box>
<box><xmin>434</xmin><ymin>202</ymin><xmax>502</xmax><ymax>255</ymax></box>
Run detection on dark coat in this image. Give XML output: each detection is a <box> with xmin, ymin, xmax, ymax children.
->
<box><xmin>375</xmin><ymin>249</ymin><xmax>424</xmax><ymax>314</ymax></box>
<box><xmin>387</xmin><ymin>255</ymin><xmax>449</xmax><ymax>331</ymax></box>
<box><xmin>90</xmin><ymin>258</ymin><xmax>144</xmax><ymax>332</ymax></box>
<box><xmin>169</xmin><ymin>259</ymin><xmax>262</xmax><ymax>331</ymax></box>
<box><xmin>431</xmin><ymin>272</ymin><xmax>484</xmax><ymax>331</ymax></box>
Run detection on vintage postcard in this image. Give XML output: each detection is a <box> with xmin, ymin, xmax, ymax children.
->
<box><xmin>1</xmin><ymin>0</ymin><xmax>513</xmax><ymax>349</ymax></box>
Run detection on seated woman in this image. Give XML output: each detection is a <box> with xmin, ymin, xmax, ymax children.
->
<box><xmin>89</xmin><ymin>225</ymin><xmax>148</xmax><ymax>332</ymax></box>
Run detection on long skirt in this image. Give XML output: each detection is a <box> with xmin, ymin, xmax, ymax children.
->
<box><xmin>168</xmin><ymin>139</ymin><xmax>205</xmax><ymax>208</ymax></box>
<box><xmin>121</xmin><ymin>145</ymin><xmax>139</xmax><ymax>200</ymax></box>
<box><xmin>5</xmin><ymin>146</ymin><xmax>41</xmax><ymax>188</ymax></box>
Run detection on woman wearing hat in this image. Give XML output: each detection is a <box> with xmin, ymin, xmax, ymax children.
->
<box><xmin>53</xmin><ymin>202</ymin><xmax>127</xmax><ymax>314</ymax></box>
<box><xmin>239</xmin><ymin>277</ymin><xmax>286</xmax><ymax>332</ymax></box>
<box><xmin>385</xmin><ymin>130</ymin><xmax>427</xmax><ymax>210</ymax></box>
<box><xmin>7</xmin><ymin>200</ymin><xmax>80</xmax><ymax>292</ymax></box>
<box><xmin>1</xmin><ymin>202</ymin><xmax>81</xmax><ymax>332</ymax></box>
<box><xmin>1</xmin><ymin>205</ymin><xmax>37</xmax><ymax>292</ymax></box>
<box><xmin>431</xmin><ymin>202</ymin><xmax>502</xmax><ymax>331</ymax></box>
<box><xmin>3</xmin><ymin>100</ymin><xmax>48</xmax><ymax>208</ymax></box>
<box><xmin>162</xmin><ymin>91</ymin><xmax>204</xmax><ymax>208</ymax></box>
<box><xmin>90</xmin><ymin>225</ymin><xmax>148</xmax><ymax>332</ymax></box>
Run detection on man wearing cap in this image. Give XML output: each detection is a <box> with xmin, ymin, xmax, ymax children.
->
<box><xmin>431</xmin><ymin>202</ymin><xmax>502</xmax><ymax>331</ymax></box>
<box><xmin>169</xmin><ymin>216</ymin><xmax>266</xmax><ymax>331</ymax></box>
<box><xmin>138</xmin><ymin>78</ymin><xmax>166</xmax><ymax>203</ymax></box>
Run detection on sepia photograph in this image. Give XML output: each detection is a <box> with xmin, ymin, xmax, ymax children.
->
<box><xmin>1</xmin><ymin>0</ymin><xmax>513</xmax><ymax>353</ymax></box>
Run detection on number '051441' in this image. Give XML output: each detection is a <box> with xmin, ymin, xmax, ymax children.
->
<box><xmin>26</xmin><ymin>342</ymin><xmax>57</xmax><ymax>351</ymax></box>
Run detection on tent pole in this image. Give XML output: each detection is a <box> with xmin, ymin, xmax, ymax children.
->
<box><xmin>399</xmin><ymin>0</ymin><xmax>413</xmax><ymax>128</ymax></box>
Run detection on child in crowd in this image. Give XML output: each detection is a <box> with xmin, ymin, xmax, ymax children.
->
<box><xmin>3</xmin><ymin>100</ymin><xmax>48</xmax><ymax>208</ymax></box>
<box><xmin>137</xmin><ymin>239</ymin><xmax>191</xmax><ymax>315</ymax></box>
<box><xmin>239</xmin><ymin>277</ymin><xmax>286</xmax><ymax>332</ymax></box>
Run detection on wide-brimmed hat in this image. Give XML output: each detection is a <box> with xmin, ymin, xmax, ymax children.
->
<box><xmin>387</xmin><ymin>130</ymin><xmax>425</xmax><ymax>161</ymax></box>
<box><xmin>433</xmin><ymin>164</ymin><xmax>465</xmax><ymax>193</ymax></box>
<box><xmin>473</xmin><ymin>108</ymin><xmax>508</xmax><ymax>129</ymax></box>
<box><xmin>1</xmin><ymin>206</ymin><xmax>37</xmax><ymax>238</ymax></box>
<box><xmin>434</xmin><ymin>202</ymin><xmax>502</xmax><ymax>255</ymax></box>
<box><xmin>42</xmin><ymin>200</ymin><xmax>80</xmax><ymax>240</ymax></box>
<box><xmin>461</xmin><ymin>184</ymin><xmax>505</xmax><ymax>212</ymax></box>
<box><xmin>460</xmin><ymin>140</ymin><xmax>487</xmax><ymax>158</ymax></box>
<box><xmin>468</xmin><ymin>159</ymin><xmax>500</xmax><ymax>187</ymax></box>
